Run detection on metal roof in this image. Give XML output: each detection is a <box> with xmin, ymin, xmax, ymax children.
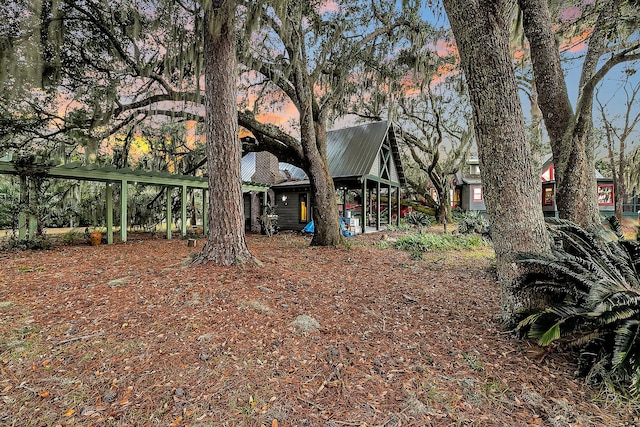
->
<box><xmin>242</xmin><ymin>121</ymin><xmax>406</xmax><ymax>185</ymax></box>
<box><xmin>327</xmin><ymin>121</ymin><xmax>389</xmax><ymax>177</ymax></box>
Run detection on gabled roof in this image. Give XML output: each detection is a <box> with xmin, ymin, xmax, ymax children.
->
<box><xmin>242</xmin><ymin>121</ymin><xmax>406</xmax><ymax>185</ymax></box>
<box><xmin>326</xmin><ymin>121</ymin><xmax>403</xmax><ymax>180</ymax></box>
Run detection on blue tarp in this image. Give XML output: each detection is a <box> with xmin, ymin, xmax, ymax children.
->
<box><xmin>303</xmin><ymin>218</ymin><xmax>354</xmax><ymax>237</ymax></box>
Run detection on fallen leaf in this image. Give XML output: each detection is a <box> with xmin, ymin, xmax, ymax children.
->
<box><xmin>168</xmin><ymin>416</ymin><xmax>183</xmax><ymax>427</ymax></box>
<box><xmin>63</xmin><ymin>409</ymin><xmax>75</xmax><ymax>417</ymax></box>
<box><xmin>40</xmin><ymin>391</ymin><xmax>50</xmax><ymax>398</ymax></box>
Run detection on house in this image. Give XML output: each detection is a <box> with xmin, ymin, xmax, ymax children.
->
<box><xmin>540</xmin><ymin>157</ymin><xmax>614</xmax><ymax>217</ymax></box>
<box><xmin>452</xmin><ymin>157</ymin><xmax>485</xmax><ymax>212</ymax></box>
<box><xmin>241</xmin><ymin>121</ymin><xmax>406</xmax><ymax>233</ymax></box>
<box><xmin>453</xmin><ymin>156</ymin><xmax>615</xmax><ymax>216</ymax></box>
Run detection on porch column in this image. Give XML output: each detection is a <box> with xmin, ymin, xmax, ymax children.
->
<box><xmin>18</xmin><ymin>175</ymin><xmax>27</xmax><ymax>239</ymax></box>
<box><xmin>376</xmin><ymin>181</ymin><xmax>381</xmax><ymax>230</ymax></box>
<box><xmin>120</xmin><ymin>180</ymin><xmax>128</xmax><ymax>243</ymax></box>
<box><xmin>106</xmin><ymin>184</ymin><xmax>113</xmax><ymax>244</ymax></box>
<box><xmin>166</xmin><ymin>187</ymin><xmax>172</xmax><ymax>240</ymax></box>
<box><xmin>28</xmin><ymin>179</ymin><xmax>37</xmax><ymax>238</ymax></box>
<box><xmin>396</xmin><ymin>186</ymin><xmax>401</xmax><ymax>227</ymax></box>
<box><xmin>361</xmin><ymin>179</ymin><xmax>367</xmax><ymax>233</ymax></box>
<box><xmin>181</xmin><ymin>185</ymin><xmax>187</xmax><ymax>237</ymax></box>
<box><xmin>202</xmin><ymin>189</ymin><xmax>208</xmax><ymax>236</ymax></box>
<box><xmin>388</xmin><ymin>183</ymin><xmax>392</xmax><ymax>225</ymax></box>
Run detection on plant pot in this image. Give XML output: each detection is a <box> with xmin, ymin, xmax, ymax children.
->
<box><xmin>90</xmin><ymin>231</ymin><xmax>102</xmax><ymax>246</ymax></box>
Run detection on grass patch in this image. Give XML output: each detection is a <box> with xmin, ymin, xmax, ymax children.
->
<box><xmin>394</xmin><ymin>233</ymin><xmax>488</xmax><ymax>255</ymax></box>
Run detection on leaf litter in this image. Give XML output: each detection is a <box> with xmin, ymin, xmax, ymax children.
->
<box><xmin>0</xmin><ymin>231</ymin><xmax>638</xmax><ymax>426</ymax></box>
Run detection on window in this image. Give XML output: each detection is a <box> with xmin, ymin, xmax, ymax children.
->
<box><xmin>469</xmin><ymin>164</ymin><xmax>480</xmax><ymax>175</ymax></box>
<box><xmin>597</xmin><ymin>184</ymin><xmax>614</xmax><ymax>206</ymax></box>
<box><xmin>299</xmin><ymin>193</ymin><xmax>308</xmax><ymax>222</ymax></box>
<box><xmin>472</xmin><ymin>186</ymin><xmax>483</xmax><ymax>202</ymax></box>
<box><xmin>542</xmin><ymin>185</ymin><xmax>554</xmax><ymax>206</ymax></box>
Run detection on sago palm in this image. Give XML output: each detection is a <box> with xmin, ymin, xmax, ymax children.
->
<box><xmin>517</xmin><ymin>218</ymin><xmax>640</xmax><ymax>397</ymax></box>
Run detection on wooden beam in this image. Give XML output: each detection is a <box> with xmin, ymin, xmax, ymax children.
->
<box><xmin>0</xmin><ymin>161</ymin><xmax>267</xmax><ymax>192</ymax></box>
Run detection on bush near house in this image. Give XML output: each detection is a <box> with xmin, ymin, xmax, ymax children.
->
<box><xmin>517</xmin><ymin>217</ymin><xmax>640</xmax><ymax>397</ymax></box>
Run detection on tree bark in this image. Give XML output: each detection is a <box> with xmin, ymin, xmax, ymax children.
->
<box><xmin>193</xmin><ymin>2</ymin><xmax>255</xmax><ymax>266</ymax></box>
<box><xmin>302</xmin><ymin>114</ymin><xmax>343</xmax><ymax>247</ymax></box>
<box><xmin>518</xmin><ymin>0</ymin><xmax>620</xmax><ymax>231</ymax></box>
<box><xmin>442</xmin><ymin>0</ymin><xmax>550</xmax><ymax>324</ymax></box>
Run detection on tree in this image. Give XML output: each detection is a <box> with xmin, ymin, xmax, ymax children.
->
<box><xmin>1</xmin><ymin>0</ymin><xmax>257</xmax><ymax>264</ymax></box>
<box><xmin>441</xmin><ymin>0</ymin><xmax>551</xmax><ymax>323</ymax></box>
<box><xmin>28</xmin><ymin>1</ymin><xmax>426</xmax><ymax>248</ymax></box>
<box><xmin>397</xmin><ymin>88</ymin><xmax>473</xmax><ymax>229</ymax></box>
<box><xmin>234</xmin><ymin>1</ymin><xmax>427</xmax><ymax>246</ymax></box>
<box><xmin>596</xmin><ymin>74</ymin><xmax>640</xmax><ymax>220</ymax></box>
<box><xmin>518</xmin><ymin>0</ymin><xmax>640</xmax><ymax>231</ymax></box>
<box><xmin>192</xmin><ymin>0</ymin><xmax>255</xmax><ymax>265</ymax></box>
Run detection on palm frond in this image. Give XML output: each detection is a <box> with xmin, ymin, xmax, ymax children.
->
<box><xmin>612</xmin><ymin>320</ymin><xmax>640</xmax><ymax>369</ymax></box>
<box><xmin>517</xmin><ymin>219</ymin><xmax>640</xmax><ymax>395</ymax></box>
<box><xmin>607</xmin><ymin>216</ymin><xmax>624</xmax><ymax>239</ymax></box>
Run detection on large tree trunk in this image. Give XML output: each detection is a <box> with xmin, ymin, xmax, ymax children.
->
<box><xmin>518</xmin><ymin>0</ymin><xmax>615</xmax><ymax>231</ymax></box>
<box><xmin>193</xmin><ymin>3</ymin><xmax>255</xmax><ymax>266</ymax></box>
<box><xmin>442</xmin><ymin>0</ymin><xmax>550</xmax><ymax>324</ymax></box>
<box><xmin>302</xmin><ymin>117</ymin><xmax>342</xmax><ymax>246</ymax></box>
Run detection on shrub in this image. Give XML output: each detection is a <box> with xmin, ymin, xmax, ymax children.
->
<box><xmin>394</xmin><ymin>232</ymin><xmax>486</xmax><ymax>255</ymax></box>
<box><xmin>517</xmin><ymin>218</ymin><xmax>640</xmax><ymax>397</ymax></box>
<box><xmin>61</xmin><ymin>229</ymin><xmax>81</xmax><ymax>245</ymax></box>
<box><xmin>456</xmin><ymin>211</ymin><xmax>489</xmax><ymax>235</ymax></box>
<box><xmin>404</xmin><ymin>211</ymin><xmax>434</xmax><ymax>228</ymax></box>
<box><xmin>2</xmin><ymin>236</ymin><xmax>51</xmax><ymax>251</ymax></box>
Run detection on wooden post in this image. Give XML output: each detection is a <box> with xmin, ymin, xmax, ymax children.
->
<box><xmin>28</xmin><ymin>179</ymin><xmax>37</xmax><ymax>238</ymax></box>
<box><xmin>166</xmin><ymin>187</ymin><xmax>172</xmax><ymax>240</ymax></box>
<box><xmin>18</xmin><ymin>175</ymin><xmax>27</xmax><ymax>239</ymax></box>
<box><xmin>202</xmin><ymin>189</ymin><xmax>208</xmax><ymax>236</ymax></box>
<box><xmin>376</xmin><ymin>181</ymin><xmax>381</xmax><ymax>230</ymax></box>
<box><xmin>181</xmin><ymin>185</ymin><xmax>187</xmax><ymax>237</ymax></box>
<box><xmin>120</xmin><ymin>180</ymin><xmax>128</xmax><ymax>243</ymax></box>
<box><xmin>361</xmin><ymin>178</ymin><xmax>367</xmax><ymax>233</ymax></box>
<box><xmin>396</xmin><ymin>186</ymin><xmax>401</xmax><ymax>227</ymax></box>
<box><xmin>389</xmin><ymin>184</ymin><xmax>393</xmax><ymax>225</ymax></box>
<box><xmin>106</xmin><ymin>183</ymin><xmax>113</xmax><ymax>244</ymax></box>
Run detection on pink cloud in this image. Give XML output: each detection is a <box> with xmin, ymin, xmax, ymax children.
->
<box><xmin>318</xmin><ymin>1</ymin><xmax>340</xmax><ymax>14</ymax></box>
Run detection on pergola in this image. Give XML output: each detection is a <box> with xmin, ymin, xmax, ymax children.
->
<box><xmin>0</xmin><ymin>160</ymin><xmax>269</xmax><ymax>244</ymax></box>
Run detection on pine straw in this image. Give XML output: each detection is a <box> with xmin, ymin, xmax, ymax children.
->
<box><xmin>0</xmin><ymin>231</ymin><xmax>638</xmax><ymax>426</ymax></box>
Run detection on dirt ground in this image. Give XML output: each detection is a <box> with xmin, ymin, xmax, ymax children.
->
<box><xmin>0</xmin><ymin>230</ymin><xmax>638</xmax><ymax>427</ymax></box>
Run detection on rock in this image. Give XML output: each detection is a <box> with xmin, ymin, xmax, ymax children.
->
<box><xmin>291</xmin><ymin>315</ymin><xmax>320</xmax><ymax>334</ymax></box>
<box><xmin>108</xmin><ymin>278</ymin><xmax>126</xmax><ymax>288</ymax></box>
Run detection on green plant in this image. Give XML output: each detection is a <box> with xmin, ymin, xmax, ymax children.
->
<box><xmin>394</xmin><ymin>232</ymin><xmax>486</xmax><ymax>254</ymax></box>
<box><xmin>404</xmin><ymin>211</ymin><xmax>434</xmax><ymax>228</ymax></box>
<box><xmin>517</xmin><ymin>218</ymin><xmax>640</xmax><ymax>397</ymax></box>
<box><xmin>386</xmin><ymin>222</ymin><xmax>413</xmax><ymax>232</ymax></box>
<box><xmin>2</xmin><ymin>236</ymin><xmax>51</xmax><ymax>251</ymax></box>
<box><xmin>62</xmin><ymin>229</ymin><xmax>81</xmax><ymax>245</ymax></box>
<box><xmin>456</xmin><ymin>211</ymin><xmax>489</xmax><ymax>235</ymax></box>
